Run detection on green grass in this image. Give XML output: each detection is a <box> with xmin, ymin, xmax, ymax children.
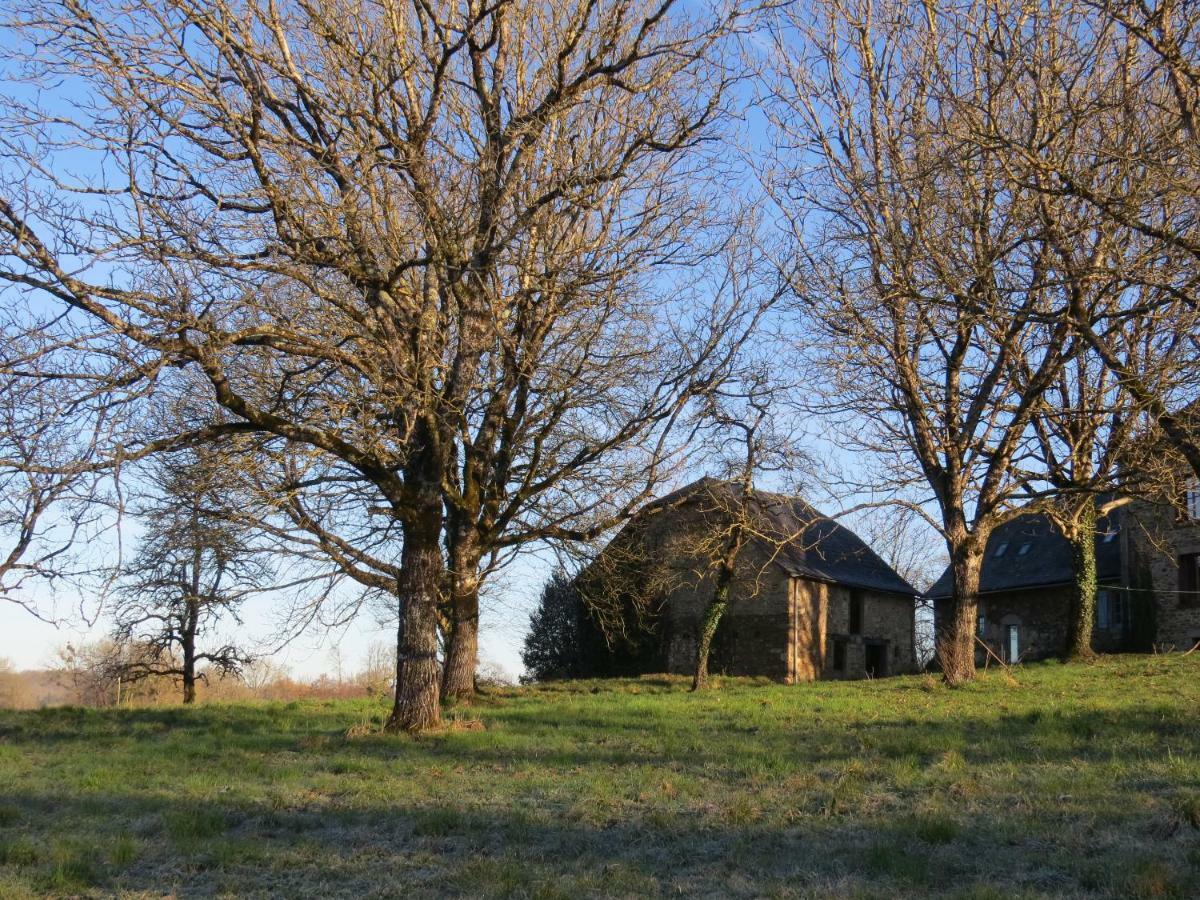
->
<box><xmin>1</xmin><ymin>655</ymin><xmax>1199</xmax><ymax>897</ymax></box>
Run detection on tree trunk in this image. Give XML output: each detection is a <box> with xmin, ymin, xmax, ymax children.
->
<box><xmin>691</xmin><ymin>578</ymin><xmax>731</xmax><ymax>691</ymax></box>
<box><xmin>182</xmin><ymin>603</ymin><xmax>197</xmax><ymax>704</ymax></box>
<box><xmin>938</xmin><ymin>541</ymin><xmax>982</xmax><ymax>686</ymax></box>
<box><xmin>441</xmin><ymin>532</ymin><xmax>481</xmax><ymax>703</ymax></box>
<box><xmin>1063</xmin><ymin>499</ymin><xmax>1098</xmax><ymax>661</ymax></box>
<box><xmin>182</xmin><ymin>665</ymin><xmax>196</xmax><ymax>704</ymax></box>
<box><xmin>386</xmin><ymin>501</ymin><xmax>445</xmax><ymax>733</ymax></box>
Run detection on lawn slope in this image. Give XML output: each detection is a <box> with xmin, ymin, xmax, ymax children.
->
<box><xmin>1</xmin><ymin>656</ymin><xmax>1199</xmax><ymax>898</ymax></box>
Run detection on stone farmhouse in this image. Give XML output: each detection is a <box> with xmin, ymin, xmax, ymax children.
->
<box><xmin>927</xmin><ymin>484</ymin><xmax>1200</xmax><ymax>663</ymax></box>
<box><xmin>578</xmin><ymin>478</ymin><xmax>919</xmax><ymax>681</ymax></box>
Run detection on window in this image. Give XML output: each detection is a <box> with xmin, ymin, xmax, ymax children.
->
<box><xmin>993</xmin><ymin>542</ymin><xmax>1010</xmax><ymax>558</ymax></box>
<box><xmin>1112</xmin><ymin>591</ymin><xmax>1126</xmax><ymax>629</ymax></box>
<box><xmin>1186</xmin><ymin>481</ymin><xmax>1200</xmax><ymax>521</ymax></box>
<box><xmin>849</xmin><ymin>590</ymin><xmax>864</xmax><ymax>635</ymax></box>
<box><xmin>1102</xmin><ymin>528</ymin><xmax>1119</xmax><ymax>543</ymax></box>
<box><xmin>1097</xmin><ymin>590</ymin><xmax>1109</xmax><ymax>629</ymax></box>
<box><xmin>832</xmin><ymin>638</ymin><xmax>847</xmax><ymax>672</ymax></box>
<box><xmin>977</xmin><ymin>613</ymin><xmax>987</xmax><ymax>635</ymax></box>
<box><xmin>1006</xmin><ymin>624</ymin><xmax>1020</xmax><ymax>664</ymax></box>
<box><xmin>1017</xmin><ymin>542</ymin><xmax>1032</xmax><ymax>556</ymax></box>
<box><xmin>1180</xmin><ymin>552</ymin><xmax>1200</xmax><ymax>607</ymax></box>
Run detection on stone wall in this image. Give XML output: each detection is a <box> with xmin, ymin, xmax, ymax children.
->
<box><xmin>588</xmin><ymin>491</ymin><xmax>917</xmax><ymax>682</ymax></box>
<box><xmin>819</xmin><ymin>582</ymin><xmax>917</xmax><ymax>679</ymax></box>
<box><xmin>938</xmin><ymin>583</ymin><xmax>1129</xmax><ymax>664</ymax></box>
<box><xmin>663</xmin><ymin>563</ymin><xmax>918</xmax><ymax>682</ymax></box>
<box><xmin>1126</xmin><ymin>498</ymin><xmax>1200</xmax><ymax>651</ymax></box>
<box><xmin>662</xmin><ymin>549</ymin><xmax>793</xmax><ymax>680</ymax></box>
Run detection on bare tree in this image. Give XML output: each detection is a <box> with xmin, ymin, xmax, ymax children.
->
<box><xmin>763</xmin><ymin>0</ymin><xmax>1074</xmax><ymax>684</ymax></box>
<box><xmin>931</xmin><ymin>0</ymin><xmax>1200</xmax><ymax>660</ymax></box>
<box><xmin>0</xmin><ymin>328</ymin><xmax>110</xmax><ymax>619</ymax></box>
<box><xmin>989</xmin><ymin>0</ymin><xmax>1200</xmax><ymax>478</ymax></box>
<box><xmin>437</xmin><ymin>226</ymin><xmax>776</xmax><ymax>702</ymax></box>
<box><xmin>685</xmin><ymin>370</ymin><xmax>802</xmax><ymax>690</ymax></box>
<box><xmin>0</xmin><ymin>0</ymin><xmax>755</xmax><ymax>729</ymax></box>
<box><xmin>111</xmin><ymin>448</ymin><xmax>273</xmax><ymax>703</ymax></box>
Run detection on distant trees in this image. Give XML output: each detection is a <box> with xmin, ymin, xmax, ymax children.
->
<box><xmin>53</xmin><ymin>641</ymin><xmax>177</xmax><ymax>707</ymax></box>
<box><xmin>111</xmin><ymin>450</ymin><xmax>272</xmax><ymax>703</ymax></box>
<box><xmin>0</xmin><ymin>657</ymin><xmax>32</xmax><ymax>708</ymax></box>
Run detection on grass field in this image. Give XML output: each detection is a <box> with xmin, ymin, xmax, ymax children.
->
<box><xmin>1</xmin><ymin>656</ymin><xmax>1199</xmax><ymax>898</ymax></box>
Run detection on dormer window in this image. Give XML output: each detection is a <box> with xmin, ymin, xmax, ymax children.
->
<box><xmin>1102</xmin><ymin>528</ymin><xmax>1119</xmax><ymax>543</ymax></box>
<box><xmin>1017</xmin><ymin>542</ymin><xmax>1032</xmax><ymax>556</ymax></box>
<box><xmin>993</xmin><ymin>542</ymin><xmax>1009</xmax><ymax>558</ymax></box>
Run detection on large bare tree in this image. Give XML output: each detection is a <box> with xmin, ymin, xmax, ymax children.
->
<box><xmin>0</xmin><ymin>0</ymin><xmax>753</xmax><ymax>729</ymax></box>
<box><xmin>938</xmin><ymin>0</ymin><xmax>1200</xmax><ymax>658</ymax></box>
<box><xmin>763</xmin><ymin>0</ymin><xmax>1074</xmax><ymax>683</ymax></box>
<box><xmin>996</xmin><ymin>0</ymin><xmax>1200</xmax><ymax>478</ymax></box>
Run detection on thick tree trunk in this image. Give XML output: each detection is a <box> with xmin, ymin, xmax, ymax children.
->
<box><xmin>938</xmin><ymin>541</ymin><xmax>982</xmax><ymax>686</ymax></box>
<box><xmin>441</xmin><ymin>535</ymin><xmax>481</xmax><ymax>703</ymax></box>
<box><xmin>386</xmin><ymin>502</ymin><xmax>445</xmax><ymax>733</ymax></box>
<box><xmin>1063</xmin><ymin>499</ymin><xmax>1098</xmax><ymax>661</ymax></box>
<box><xmin>441</xmin><ymin>609</ymin><xmax>477</xmax><ymax>701</ymax></box>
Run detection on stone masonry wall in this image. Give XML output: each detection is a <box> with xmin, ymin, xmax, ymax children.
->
<box><xmin>951</xmin><ymin>583</ymin><xmax>1129</xmax><ymax>665</ymax></box>
<box><xmin>818</xmin><ymin>582</ymin><xmax>917</xmax><ymax>679</ymax></box>
<box><xmin>663</xmin><ymin>553</ymin><xmax>792</xmax><ymax>679</ymax></box>
<box><xmin>1127</xmin><ymin>498</ymin><xmax>1200</xmax><ymax>650</ymax></box>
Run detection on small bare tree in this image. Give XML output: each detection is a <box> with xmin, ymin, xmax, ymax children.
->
<box><xmin>685</xmin><ymin>370</ymin><xmax>802</xmax><ymax>690</ymax></box>
<box><xmin>111</xmin><ymin>448</ymin><xmax>272</xmax><ymax>703</ymax></box>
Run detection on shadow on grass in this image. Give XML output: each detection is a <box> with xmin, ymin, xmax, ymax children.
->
<box><xmin>2</xmin><ymin>784</ymin><xmax>1182</xmax><ymax>898</ymax></box>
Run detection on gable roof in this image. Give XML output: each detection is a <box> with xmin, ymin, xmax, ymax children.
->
<box><xmin>639</xmin><ymin>478</ymin><xmax>917</xmax><ymax>596</ymax></box>
<box><xmin>925</xmin><ymin>510</ymin><xmax>1123</xmax><ymax>599</ymax></box>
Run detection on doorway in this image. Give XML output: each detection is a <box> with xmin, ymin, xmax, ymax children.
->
<box><xmin>1006</xmin><ymin>624</ymin><xmax>1020</xmax><ymax>664</ymax></box>
<box><xmin>864</xmin><ymin>641</ymin><xmax>888</xmax><ymax>678</ymax></box>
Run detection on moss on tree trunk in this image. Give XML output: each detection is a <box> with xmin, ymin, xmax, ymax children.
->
<box><xmin>691</xmin><ymin>581</ymin><xmax>730</xmax><ymax>691</ymax></box>
<box><xmin>1063</xmin><ymin>499</ymin><xmax>1098</xmax><ymax>661</ymax></box>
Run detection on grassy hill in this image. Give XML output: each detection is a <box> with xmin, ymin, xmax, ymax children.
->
<box><xmin>1</xmin><ymin>656</ymin><xmax>1198</xmax><ymax>898</ymax></box>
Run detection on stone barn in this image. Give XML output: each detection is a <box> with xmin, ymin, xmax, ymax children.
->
<box><xmin>577</xmin><ymin>478</ymin><xmax>918</xmax><ymax>681</ymax></box>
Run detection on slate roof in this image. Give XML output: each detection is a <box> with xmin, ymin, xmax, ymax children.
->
<box><xmin>925</xmin><ymin>510</ymin><xmax>1123</xmax><ymax>599</ymax></box>
<box><xmin>641</xmin><ymin>478</ymin><xmax>917</xmax><ymax>596</ymax></box>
